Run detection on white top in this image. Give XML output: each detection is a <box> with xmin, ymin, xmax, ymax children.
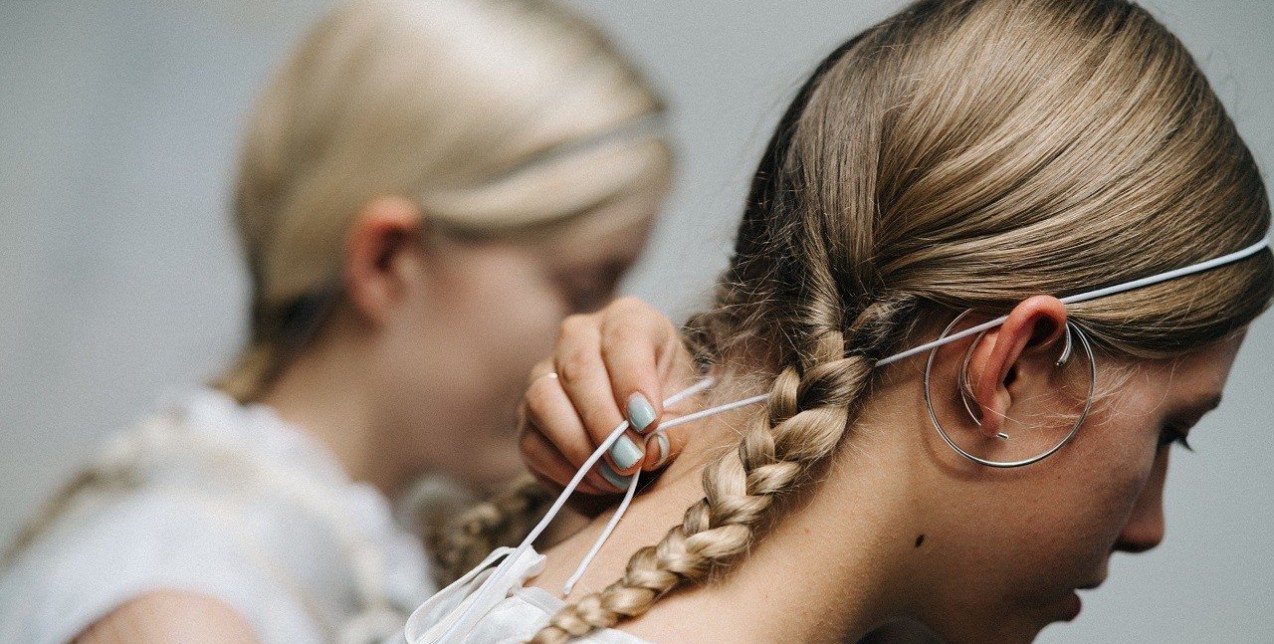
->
<box><xmin>0</xmin><ymin>388</ymin><xmax>434</xmax><ymax>644</ymax></box>
<box><xmin>403</xmin><ymin>546</ymin><xmax>650</xmax><ymax>644</ymax></box>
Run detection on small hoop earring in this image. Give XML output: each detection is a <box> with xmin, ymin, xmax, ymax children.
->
<box><xmin>924</xmin><ymin>310</ymin><xmax>1097</xmax><ymax>468</ymax></box>
<box><xmin>955</xmin><ymin>321</ymin><xmax>1078</xmax><ymax>440</ymax></box>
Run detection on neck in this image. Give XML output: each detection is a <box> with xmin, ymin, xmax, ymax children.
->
<box><xmin>259</xmin><ymin>334</ymin><xmax>394</xmax><ymax>493</ymax></box>
<box><xmin>530</xmin><ymin>402</ymin><xmax>927</xmax><ymax>642</ymax></box>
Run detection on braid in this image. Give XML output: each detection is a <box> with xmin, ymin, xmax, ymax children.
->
<box><xmin>431</xmin><ymin>475</ymin><xmax>554</xmax><ymax>586</ymax></box>
<box><xmin>530</xmin><ymin>298</ymin><xmax>911</xmax><ymax>643</ymax></box>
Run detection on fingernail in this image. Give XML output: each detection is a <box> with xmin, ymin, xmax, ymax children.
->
<box><xmin>598</xmin><ymin>462</ymin><xmax>633</xmax><ymax>490</ymax></box>
<box><xmin>626</xmin><ymin>393</ymin><xmax>656</xmax><ymax>433</ymax></box>
<box><xmin>609</xmin><ymin>435</ymin><xmax>643</xmax><ymax>470</ymax></box>
<box><xmin>652</xmin><ymin>432</ymin><xmax>671</xmax><ymax>468</ymax></box>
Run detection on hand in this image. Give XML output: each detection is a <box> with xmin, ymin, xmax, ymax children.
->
<box><xmin>518</xmin><ymin>296</ymin><xmax>698</xmax><ymax>495</ymax></box>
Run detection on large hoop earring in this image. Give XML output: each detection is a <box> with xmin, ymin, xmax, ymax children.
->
<box><xmin>924</xmin><ymin>310</ymin><xmax>1097</xmax><ymax>468</ymax></box>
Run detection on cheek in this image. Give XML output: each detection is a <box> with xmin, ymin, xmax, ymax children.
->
<box><xmin>392</xmin><ymin>252</ymin><xmax>568</xmax><ymax>485</ymax></box>
<box><xmin>986</xmin><ymin>412</ymin><xmax>1156</xmax><ymax>592</ymax></box>
<box><xmin>443</xmin><ymin>255</ymin><xmax>568</xmax><ymax>418</ymax></box>
<box><xmin>483</xmin><ymin>277</ymin><xmax>566</xmax><ymax>391</ymax></box>
<box><xmin>1055</xmin><ymin>410</ymin><xmax>1158</xmax><ymax>550</ymax></box>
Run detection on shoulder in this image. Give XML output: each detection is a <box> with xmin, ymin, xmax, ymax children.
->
<box><xmin>0</xmin><ymin>487</ymin><xmax>324</xmax><ymax>644</ymax></box>
<box><xmin>73</xmin><ymin>590</ymin><xmax>258</xmax><ymax>644</ymax></box>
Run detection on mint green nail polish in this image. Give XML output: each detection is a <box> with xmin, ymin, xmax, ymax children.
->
<box><xmin>609</xmin><ymin>435</ymin><xmax>643</xmax><ymax>470</ymax></box>
<box><xmin>599</xmin><ymin>462</ymin><xmax>633</xmax><ymax>490</ymax></box>
<box><xmin>627</xmin><ymin>393</ymin><xmax>657</xmax><ymax>433</ymax></box>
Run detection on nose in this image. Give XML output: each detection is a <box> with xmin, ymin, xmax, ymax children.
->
<box><xmin>1114</xmin><ymin>449</ymin><xmax>1169</xmax><ymax>553</ymax></box>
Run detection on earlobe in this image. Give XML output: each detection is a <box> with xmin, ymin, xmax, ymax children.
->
<box><xmin>967</xmin><ymin>296</ymin><xmax>1068</xmax><ymax>438</ymax></box>
<box><xmin>342</xmin><ymin>196</ymin><xmax>426</xmax><ymax>325</ymax></box>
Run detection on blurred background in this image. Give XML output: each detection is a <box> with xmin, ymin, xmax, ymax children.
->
<box><xmin>1</xmin><ymin>1</ymin><xmax>1271</xmax><ymax>641</ymax></box>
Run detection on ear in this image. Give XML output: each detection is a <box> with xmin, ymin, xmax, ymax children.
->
<box><xmin>342</xmin><ymin>196</ymin><xmax>425</xmax><ymax>326</ymax></box>
<box><xmin>965</xmin><ymin>295</ymin><xmax>1068</xmax><ymax>438</ymax></box>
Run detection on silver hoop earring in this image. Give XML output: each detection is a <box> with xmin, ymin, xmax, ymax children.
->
<box><xmin>924</xmin><ymin>310</ymin><xmax>1097</xmax><ymax>468</ymax></box>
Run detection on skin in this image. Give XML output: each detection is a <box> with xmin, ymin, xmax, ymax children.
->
<box><xmin>75</xmin><ymin>193</ymin><xmax>659</xmax><ymax>644</ymax></box>
<box><xmin>74</xmin><ymin>592</ymin><xmax>257</xmax><ymax>643</ymax></box>
<box><xmin>521</xmin><ymin>296</ymin><xmax>1243</xmax><ymax>643</ymax></box>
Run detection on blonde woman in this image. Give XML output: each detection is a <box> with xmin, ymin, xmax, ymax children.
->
<box><xmin>418</xmin><ymin>0</ymin><xmax>1273</xmax><ymax>642</ymax></box>
<box><xmin>0</xmin><ymin>0</ymin><xmax>670</xmax><ymax>642</ymax></box>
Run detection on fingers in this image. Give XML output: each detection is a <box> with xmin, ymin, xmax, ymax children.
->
<box><xmin>518</xmin><ymin>297</ymin><xmax>699</xmax><ymax>496</ymax></box>
<box><xmin>526</xmin><ymin>358</ymin><xmax>556</xmax><ymax>385</ymax></box>
<box><xmin>553</xmin><ymin>314</ymin><xmax>633</xmax><ymax>469</ymax></box>
<box><xmin>521</xmin><ymin>368</ymin><xmax>621</xmax><ymax>493</ymax></box>
<box><xmin>640</xmin><ymin>427</ymin><xmax>686</xmax><ymax>473</ymax></box>
<box><xmin>558</xmin><ymin>299</ymin><xmax>697</xmax><ymax>473</ymax></box>
<box><xmin>597</xmin><ymin>297</ymin><xmax>683</xmax><ymax>435</ymax></box>
<box><xmin>598</xmin><ymin>298</ymin><xmax>697</xmax><ymax>474</ymax></box>
<box><xmin>520</xmin><ymin>425</ymin><xmax>611</xmax><ymax>495</ymax></box>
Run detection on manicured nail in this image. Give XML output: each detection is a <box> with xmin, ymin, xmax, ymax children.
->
<box><xmin>626</xmin><ymin>393</ymin><xmax>657</xmax><ymax>433</ymax></box>
<box><xmin>652</xmin><ymin>432</ymin><xmax>671</xmax><ymax>468</ymax></box>
<box><xmin>598</xmin><ymin>462</ymin><xmax>633</xmax><ymax>490</ymax></box>
<box><xmin>609</xmin><ymin>435</ymin><xmax>643</xmax><ymax>470</ymax></box>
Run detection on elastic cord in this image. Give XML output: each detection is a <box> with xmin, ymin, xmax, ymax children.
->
<box><xmin>877</xmin><ymin>237</ymin><xmax>1270</xmax><ymax>367</ymax></box>
<box><xmin>560</xmin><ymin>391</ymin><xmax>771</xmax><ymax>595</ymax></box>
<box><xmin>480</xmin><ymin>112</ymin><xmax>666</xmax><ymax>185</ymax></box>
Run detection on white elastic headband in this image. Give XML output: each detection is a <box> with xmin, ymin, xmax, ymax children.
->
<box><xmin>879</xmin><ymin>237</ymin><xmax>1272</xmax><ymax>366</ymax></box>
<box><xmin>420</xmin><ymin>235</ymin><xmax>1270</xmax><ymax>643</ymax></box>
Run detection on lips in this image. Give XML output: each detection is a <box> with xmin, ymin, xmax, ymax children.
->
<box><xmin>1076</xmin><ymin>562</ymin><xmax>1108</xmax><ymax>591</ymax></box>
<box><xmin>1062</xmin><ymin>592</ymin><xmax>1083</xmax><ymax>621</ymax></box>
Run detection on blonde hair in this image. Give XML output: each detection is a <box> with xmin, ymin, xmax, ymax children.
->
<box><xmin>217</xmin><ymin>0</ymin><xmax>671</xmax><ymax>401</ymax></box>
<box><xmin>528</xmin><ymin>0</ymin><xmax>1273</xmax><ymax>640</ymax></box>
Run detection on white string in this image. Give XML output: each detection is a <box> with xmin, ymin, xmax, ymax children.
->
<box><xmin>440</xmin><ymin>378</ymin><xmax>716</xmax><ymax>639</ymax></box>
<box><xmin>653</xmin><ymin>393</ymin><xmax>772</xmax><ymax>430</ymax></box>
<box><xmin>562</xmin><ymin>467</ymin><xmax>640</xmax><ymax>595</ymax></box>
<box><xmin>877</xmin><ymin>237</ymin><xmax>1270</xmax><ymax>367</ymax></box>
<box><xmin>432</xmin><ymin>235</ymin><xmax>1269</xmax><ymax>640</ymax></box>
<box><xmin>560</xmin><ymin>391</ymin><xmax>772</xmax><ymax>595</ymax></box>
<box><xmin>1057</xmin><ymin>237</ymin><xmax>1269</xmax><ymax>304</ymax></box>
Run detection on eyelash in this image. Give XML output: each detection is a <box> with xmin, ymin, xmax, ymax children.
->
<box><xmin>1158</xmin><ymin>423</ymin><xmax>1194</xmax><ymax>452</ymax></box>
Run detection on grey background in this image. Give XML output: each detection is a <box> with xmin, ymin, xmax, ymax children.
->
<box><xmin>1</xmin><ymin>1</ymin><xmax>1271</xmax><ymax>641</ymax></box>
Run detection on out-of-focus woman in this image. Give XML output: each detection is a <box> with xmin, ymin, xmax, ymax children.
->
<box><xmin>0</xmin><ymin>0</ymin><xmax>670</xmax><ymax>642</ymax></box>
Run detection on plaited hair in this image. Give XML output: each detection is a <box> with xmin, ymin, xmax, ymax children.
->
<box><xmin>431</xmin><ymin>475</ymin><xmax>554</xmax><ymax>586</ymax></box>
<box><xmin>530</xmin><ymin>0</ymin><xmax>1273</xmax><ymax>640</ymax></box>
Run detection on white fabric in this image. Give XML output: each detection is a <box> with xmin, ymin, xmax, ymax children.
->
<box><xmin>403</xmin><ymin>546</ymin><xmax>649</xmax><ymax>644</ymax></box>
<box><xmin>0</xmin><ymin>388</ymin><xmax>434</xmax><ymax>644</ymax></box>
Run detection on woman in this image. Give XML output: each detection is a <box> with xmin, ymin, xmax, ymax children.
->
<box><xmin>419</xmin><ymin>0</ymin><xmax>1273</xmax><ymax>642</ymax></box>
<box><xmin>0</xmin><ymin>0</ymin><xmax>670</xmax><ymax>642</ymax></box>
